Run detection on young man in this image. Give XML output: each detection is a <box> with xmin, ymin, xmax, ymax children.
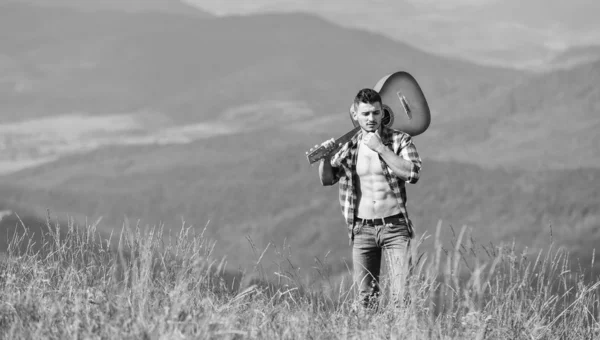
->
<box><xmin>318</xmin><ymin>88</ymin><xmax>422</xmax><ymax>309</ymax></box>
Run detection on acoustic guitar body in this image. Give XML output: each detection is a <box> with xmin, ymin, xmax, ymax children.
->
<box><xmin>350</xmin><ymin>71</ymin><xmax>431</xmax><ymax>136</ymax></box>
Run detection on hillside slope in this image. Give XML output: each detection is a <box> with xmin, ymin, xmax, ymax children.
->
<box><xmin>417</xmin><ymin>59</ymin><xmax>600</xmax><ymax>170</ymax></box>
<box><xmin>1</xmin><ymin>127</ymin><xmax>598</xmax><ymax>273</ymax></box>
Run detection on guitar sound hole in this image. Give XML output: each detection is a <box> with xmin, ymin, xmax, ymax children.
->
<box><xmin>382</xmin><ymin>105</ymin><xmax>394</xmax><ymax>127</ymax></box>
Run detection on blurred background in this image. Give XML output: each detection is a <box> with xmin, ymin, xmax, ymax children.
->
<box><xmin>0</xmin><ymin>0</ymin><xmax>599</xmax><ymax>279</ymax></box>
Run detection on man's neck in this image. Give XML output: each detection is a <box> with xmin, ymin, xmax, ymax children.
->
<box><xmin>360</xmin><ymin>126</ymin><xmax>383</xmax><ymax>135</ymax></box>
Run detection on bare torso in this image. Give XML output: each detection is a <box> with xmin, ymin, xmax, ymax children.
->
<box><xmin>355</xmin><ymin>141</ymin><xmax>400</xmax><ymax>219</ymax></box>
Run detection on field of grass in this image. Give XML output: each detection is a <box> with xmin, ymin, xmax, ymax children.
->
<box><xmin>1</xmin><ymin>215</ymin><xmax>598</xmax><ymax>339</ymax></box>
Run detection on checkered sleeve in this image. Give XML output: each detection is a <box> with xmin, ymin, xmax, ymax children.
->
<box><xmin>330</xmin><ymin>141</ymin><xmax>349</xmax><ymax>168</ymax></box>
<box><xmin>328</xmin><ymin>144</ymin><xmax>348</xmax><ymax>184</ymax></box>
<box><xmin>329</xmin><ymin>164</ymin><xmax>343</xmax><ymax>184</ymax></box>
<box><xmin>398</xmin><ymin>134</ymin><xmax>422</xmax><ymax>184</ymax></box>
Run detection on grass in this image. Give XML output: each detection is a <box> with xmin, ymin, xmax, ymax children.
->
<box><xmin>0</xmin><ymin>214</ymin><xmax>599</xmax><ymax>340</ymax></box>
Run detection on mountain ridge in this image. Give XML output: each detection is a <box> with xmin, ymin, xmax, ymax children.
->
<box><xmin>1</xmin><ymin>0</ymin><xmax>210</xmax><ymax>16</ymax></box>
<box><xmin>0</xmin><ymin>3</ymin><xmax>523</xmax><ymax>122</ymax></box>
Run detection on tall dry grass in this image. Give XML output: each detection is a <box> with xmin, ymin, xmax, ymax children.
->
<box><xmin>0</xmin><ymin>215</ymin><xmax>598</xmax><ymax>339</ymax></box>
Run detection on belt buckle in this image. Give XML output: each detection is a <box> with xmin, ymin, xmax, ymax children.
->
<box><xmin>371</xmin><ymin>217</ymin><xmax>385</xmax><ymax>225</ymax></box>
<box><xmin>361</xmin><ymin>217</ymin><xmax>386</xmax><ymax>225</ymax></box>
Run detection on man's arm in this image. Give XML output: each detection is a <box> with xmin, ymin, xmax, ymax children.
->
<box><xmin>376</xmin><ymin>145</ymin><xmax>420</xmax><ymax>183</ymax></box>
<box><xmin>365</xmin><ymin>132</ymin><xmax>421</xmax><ymax>184</ymax></box>
<box><xmin>316</xmin><ymin>138</ymin><xmax>343</xmax><ymax>186</ymax></box>
<box><xmin>319</xmin><ymin>155</ymin><xmax>340</xmax><ymax>186</ymax></box>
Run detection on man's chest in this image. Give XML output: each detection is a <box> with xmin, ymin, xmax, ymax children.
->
<box><xmin>355</xmin><ymin>142</ymin><xmax>386</xmax><ymax>176</ymax></box>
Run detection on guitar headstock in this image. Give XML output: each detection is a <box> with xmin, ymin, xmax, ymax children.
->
<box><xmin>305</xmin><ymin>144</ymin><xmax>330</xmax><ymax>165</ymax></box>
<box><xmin>305</xmin><ymin>127</ymin><xmax>360</xmax><ymax>166</ymax></box>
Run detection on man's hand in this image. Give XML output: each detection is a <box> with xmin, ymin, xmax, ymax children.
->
<box><xmin>363</xmin><ymin>131</ymin><xmax>385</xmax><ymax>153</ymax></box>
<box><xmin>316</xmin><ymin>138</ymin><xmax>343</xmax><ymax>156</ymax></box>
<box><xmin>320</xmin><ymin>138</ymin><xmax>336</xmax><ymax>153</ymax></box>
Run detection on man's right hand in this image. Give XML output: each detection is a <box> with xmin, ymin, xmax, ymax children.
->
<box><xmin>320</xmin><ymin>138</ymin><xmax>336</xmax><ymax>153</ymax></box>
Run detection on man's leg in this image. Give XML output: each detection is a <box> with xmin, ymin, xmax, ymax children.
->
<box><xmin>382</xmin><ymin>222</ymin><xmax>412</xmax><ymax>307</ymax></box>
<box><xmin>352</xmin><ymin>223</ymin><xmax>381</xmax><ymax>309</ymax></box>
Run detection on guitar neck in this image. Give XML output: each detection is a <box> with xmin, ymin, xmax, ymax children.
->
<box><xmin>306</xmin><ymin>127</ymin><xmax>361</xmax><ymax>165</ymax></box>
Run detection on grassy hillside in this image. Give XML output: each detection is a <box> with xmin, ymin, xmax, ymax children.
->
<box><xmin>1</xmin><ymin>126</ymin><xmax>598</xmax><ymax>276</ymax></box>
<box><xmin>1</xmin><ymin>210</ymin><xmax>598</xmax><ymax>339</ymax></box>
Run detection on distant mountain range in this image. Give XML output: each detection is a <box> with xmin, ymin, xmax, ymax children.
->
<box><xmin>1</xmin><ymin>0</ymin><xmax>209</xmax><ymax>15</ymax></box>
<box><xmin>184</xmin><ymin>0</ymin><xmax>600</xmax><ymax>70</ymax></box>
<box><xmin>549</xmin><ymin>45</ymin><xmax>600</xmax><ymax>70</ymax></box>
<box><xmin>0</xmin><ymin>2</ymin><xmax>520</xmax><ymax>122</ymax></box>
<box><xmin>0</xmin><ymin>3</ymin><xmax>598</xmax><ymax>275</ymax></box>
<box><xmin>7</xmin><ymin>0</ymin><xmax>600</xmax><ymax>70</ymax></box>
<box><xmin>420</xmin><ymin>58</ymin><xmax>600</xmax><ymax>170</ymax></box>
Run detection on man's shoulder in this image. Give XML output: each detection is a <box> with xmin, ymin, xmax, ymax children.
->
<box><xmin>382</xmin><ymin>126</ymin><xmax>411</xmax><ymax>142</ymax></box>
<box><xmin>389</xmin><ymin>127</ymin><xmax>410</xmax><ymax>136</ymax></box>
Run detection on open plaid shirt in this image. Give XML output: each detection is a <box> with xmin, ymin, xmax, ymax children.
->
<box><xmin>329</xmin><ymin>126</ymin><xmax>422</xmax><ymax>242</ymax></box>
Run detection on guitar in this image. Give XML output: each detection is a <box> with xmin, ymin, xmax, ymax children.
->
<box><xmin>305</xmin><ymin>71</ymin><xmax>430</xmax><ymax>165</ymax></box>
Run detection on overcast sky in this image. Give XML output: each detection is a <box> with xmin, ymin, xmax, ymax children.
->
<box><xmin>183</xmin><ymin>0</ymin><xmax>600</xmax><ymax>68</ymax></box>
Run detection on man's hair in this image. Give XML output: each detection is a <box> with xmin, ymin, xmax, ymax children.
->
<box><xmin>353</xmin><ymin>88</ymin><xmax>382</xmax><ymax>108</ymax></box>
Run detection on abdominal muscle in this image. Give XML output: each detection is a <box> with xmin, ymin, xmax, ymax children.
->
<box><xmin>355</xmin><ymin>142</ymin><xmax>400</xmax><ymax>219</ymax></box>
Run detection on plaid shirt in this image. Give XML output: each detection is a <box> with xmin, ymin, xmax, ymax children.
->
<box><xmin>329</xmin><ymin>126</ymin><xmax>422</xmax><ymax>242</ymax></box>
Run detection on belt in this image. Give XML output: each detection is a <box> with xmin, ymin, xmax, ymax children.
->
<box><xmin>355</xmin><ymin>213</ymin><xmax>405</xmax><ymax>226</ymax></box>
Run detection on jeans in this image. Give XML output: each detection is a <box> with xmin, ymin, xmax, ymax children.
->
<box><xmin>352</xmin><ymin>219</ymin><xmax>412</xmax><ymax>309</ymax></box>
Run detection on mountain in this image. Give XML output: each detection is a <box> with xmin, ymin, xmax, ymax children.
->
<box><xmin>416</xmin><ymin>58</ymin><xmax>600</xmax><ymax>171</ymax></box>
<box><xmin>1</xmin><ymin>4</ymin><xmax>599</xmax><ymax>276</ymax></box>
<box><xmin>1</xmin><ymin>0</ymin><xmax>210</xmax><ymax>16</ymax></box>
<box><xmin>185</xmin><ymin>0</ymin><xmax>600</xmax><ymax>70</ymax></box>
<box><xmin>0</xmin><ymin>3</ymin><xmax>522</xmax><ymax>123</ymax></box>
<box><xmin>548</xmin><ymin>45</ymin><xmax>600</xmax><ymax>70</ymax></box>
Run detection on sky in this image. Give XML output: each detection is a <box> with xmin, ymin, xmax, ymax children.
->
<box><xmin>182</xmin><ymin>0</ymin><xmax>600</xmax><ymax>69</ymax></box>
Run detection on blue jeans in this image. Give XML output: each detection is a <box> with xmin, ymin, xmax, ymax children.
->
<box><xmin>352</xmin><ymin>219</ymin><xmax>412</xmax><ymax>309</ymax></box>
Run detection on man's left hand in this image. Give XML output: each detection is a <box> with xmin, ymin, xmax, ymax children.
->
<box><xmin>363</xmin><ymin>131</ymin><xmax>385</xmax><ymax>153</ymax></box>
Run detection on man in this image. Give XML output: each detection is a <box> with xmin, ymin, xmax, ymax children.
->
<box><xmin>318</xmin><ymin>88</ymin><xmax>422</xmax><ymax>309</ymax></box>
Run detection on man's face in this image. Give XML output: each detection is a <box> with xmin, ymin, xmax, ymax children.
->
<box><xmin>352</xmin><ymin>101</ymin><xmax>383</xmax><ymax>133</ymax></box>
